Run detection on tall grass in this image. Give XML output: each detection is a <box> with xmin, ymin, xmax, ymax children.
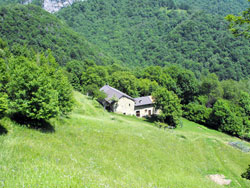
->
<box><xmin>0</xmin><ymin>92</ymin><xmax>249</xmax><ymax>187</ymax></box>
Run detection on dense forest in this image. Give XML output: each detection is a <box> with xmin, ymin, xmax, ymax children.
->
<box><xmin>57</xmin><ymin>0</ymin><xmax>250</xmax><ymax>80</ymax></box>
<box><xmin>0</xmin><ymin>4</ymin><xmax>117</xmax><ymax>66</ymax></box>
<box><xmin>0</xmin><ymin>0</ymin><xmax>42</xmax><ymax>6</ymax></box>
<box><xmin>176</xmin><ymin>0</ymin><xmax>249</xmax><ymax>16</ymax></box>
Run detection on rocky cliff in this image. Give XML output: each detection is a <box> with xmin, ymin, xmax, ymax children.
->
<box><xmin>43</xmin><ymin>0</ymin><xmax>77</xmax><ymax>13</ymax></box>
<box><xmin>23</xmin><ymin>0</ymin><xmax>80</xmax><ymax>13</ymax></box>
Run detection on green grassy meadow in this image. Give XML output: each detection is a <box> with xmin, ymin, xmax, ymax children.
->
<box><xmin>0</xmin><ymin>92</ymin><xmax>249</xmax><ymax>187</ymax></box>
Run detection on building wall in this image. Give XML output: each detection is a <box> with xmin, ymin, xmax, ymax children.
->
<box><xmin>114</xmin><ymin>97</ymin><xmax>135</xmax><ymax>115</ymax></box>
<box><xmin>134</xmin><ymin>104</ymin><xmax>155</xmax><ymax>117</ymax></box>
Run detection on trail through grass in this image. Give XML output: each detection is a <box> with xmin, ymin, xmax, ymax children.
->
<box><xmin>0</xmin><ymin>92</ymin><xmax>249</xmax><ymax>187</ymax></box>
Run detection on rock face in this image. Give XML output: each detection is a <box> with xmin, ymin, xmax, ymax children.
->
<box><xmin>23</xmin><ymin>0</ymin><xmax>80</xmax><ymax>13</ymax></box>
<box><xmin>43</xmin><ymin>0</ymin><xmax>77</xmax><ymax>13</ymax></box>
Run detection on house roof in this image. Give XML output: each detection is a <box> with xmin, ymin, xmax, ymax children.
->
<box><xmin>134</xmin><ymin>96</ymin><xmax>154</xmax><ymax>107</ymax></box>
<box><xmin>100</xmin><ymin>85</ymin><xmax>134</xmax><ymax>103</ymax></box>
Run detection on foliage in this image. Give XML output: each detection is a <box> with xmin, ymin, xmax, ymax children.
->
<box><xmin>200</xmin><ymin>73</ymin><xmax>223</xmax><ymax>107</ymax></box>
<box><xmin>209</xmin><ymin>99</ymin><xmax>242</xmax><ymax>135</ymax></box>
<box><xmin>226</xmin><ymin>0</ymin><xmax>250</xmax><ymax>38</ymax></box>
<box><xmin>176</xmin><ymin>0</ymin><xmax>249</xmax><ymax>16</ymax></box>
<box><xmin>109</xmin><ymin>71</ymin><xmax>139</xmax><ymax>97</ymax></box>
<box><xmin>0</xmin><ymin>4</ymin><xmax>115</xmax><ymax>66</ymax></box>
<box><xmin>0</xmin><ymin>43</ymin><xmax>8</xmax><ymax>118</ymax></box>
<box><xmin>183</xmin><ymin>103</ymin><xmax>211</xmax><ymax>124</ymax></box>
<box><xmin>0</xmin><ymin>92</ymin><xmax>7</xmax><ymax>118</ymax></box>
<box><xmin>221</xmin><ymin>79</ymin><xmax>240</xmax><ymax>101</ymax></box>
<box><xmin>242</xmin><ymin>165</ymin><xmax>250</xmax><ymax>180</ymax></box>
<box><xmin>65</xmin><ymin>60</ymin><xmax>86</xmax><ymax>92</ymax></box>
<box><xmin>85</xmin><ymin>84</ymin><xmax>107</xmax><ymax>100</ymax></box>
<box><xmin>153</xmin><ymin>87</ymin><xmax>182</xmax><ymax>127</ymax></box>
<box><xmin>0</xmin><ymin>40</ymin><xmax>74</xmax><ymax>121</ymax></box>
<box><xmin>57</xmin><ymin>0</ymin><xmax>250</xmax><ymax>80</ymax></box>
<box><xmin>7</xmin><ymin>56</ymin><xmax>59</xmax><ymax>120</ymax></box>
<box><xmin>137</xmin><ymin>78</ymin><xmax>159</xmax><ymax>96</ymax></box>
<box><xmin>164</xmin><ymin>66</ymin><xmax>199</xmax><ymax>104</ymax></box>
<box><xmin>81</xmin><ymin>65</ymin><xmax>108</xmax><ymax>89</ymax></box>
<box><xmin>142</xmin><ymin>66</ymin><xmax>178</xmax><ymax>93</ymax></box>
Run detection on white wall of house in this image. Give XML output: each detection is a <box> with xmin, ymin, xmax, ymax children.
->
<box><xmin>134</xmin><ymin>105</ymin><xmax>155</xmax><ymax>117</ymax></box>
<box><xmin>114</xmin><ymin>97</ymin><xmax>135</xmax><ymax>115</ymax></box>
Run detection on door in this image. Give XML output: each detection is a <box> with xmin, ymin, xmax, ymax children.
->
<box><xmin>136</xmin><ymin>111</ymin><xmax>140</xmax><ymax>117</ymax></box>
<box><xmin>148</xmin><ymin>110</ymin><xmax>151</xmax><ymax>116</ymax></box>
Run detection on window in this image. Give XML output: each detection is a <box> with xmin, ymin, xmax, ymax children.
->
<box><xmin>129</xmin><ymin>103</ymin><xmax>130</xmax><ymax>106</ymax></box>
<box><xmin>136</xmin><ymin>111</ymin><xmax>140</xmax><ymax>117</ymax></box>
<box><xmin>145</xmin><ymin>109</ymin><xmax>147</xmax><ymax>112</ymax></box>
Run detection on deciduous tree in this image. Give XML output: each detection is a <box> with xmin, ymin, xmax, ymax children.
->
<box><xmin>153</xmin><ymin>87</ymin><xmax>182</xmax><ymax>127</ymax></box>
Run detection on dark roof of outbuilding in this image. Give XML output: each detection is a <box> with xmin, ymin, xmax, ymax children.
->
<box><xmin>134</xmin><ymin>96</ymin><xmax>154</xmax><ymax>107</ymax></box>
<box><xmin>100</xmin><ymin>85</ymin><xmax>134</xmax><ymax>103</ymax></box>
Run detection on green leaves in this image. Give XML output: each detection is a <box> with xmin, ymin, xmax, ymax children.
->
<box><xmin>58</xmin><ymin>0</ymin><xmax>250</xmax><ymax>80</ymax></box>
<box><xmin>1</xmin><ymin>47</ymin><xmax>74</xmax><ymax>121</ymax></box>
<box><xmin>0</xmin><ymin>92</ymin><xmax>8</xmax><ymax>118</ymax></box>
<box><xmin>7</xmin><ymin>56</ymin><xmax>60</xmax><ymax>120</ymax></box>
<box><xmin>242</xmin><ymin>164</ymin><xmax>250</xmax><ymax>180</ymax></box>
<box><xmin>153</xmin><ymin>87</ymin><xmax>182</xmax><ymax>127</ymax></box>
<box><xmin>0</xmin><ymin>4</ymin><xmax>113</xmax><ymax>66</ymax></box>
<box><xmin>225</xmin><ymin>1</ymin><xmax>250</xmax><ymax>38</ymax></box>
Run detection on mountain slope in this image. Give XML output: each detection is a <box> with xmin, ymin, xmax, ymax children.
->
<box><xmin>0</xmin><ymin>4</ymin><xmax>115</xmax><ymax>65</ymax></box>
<box><xmin>0</xmin><ymin>0</ymin><xmax>77</xmax><ymax>13</ymax></box>
<box><xmin>57</xmin><ymin>0</ymin><xmax>250</xmax><ymax>80</ymax></box>
<box><xmin>176</xmin><ymin>0</ymin><xmax>249</xmax><ymax>16</ymax></box>
<box><xmin>0</xmin><ymin>92</ymin><xmax>250</xmax><ymax>187</ymax></box>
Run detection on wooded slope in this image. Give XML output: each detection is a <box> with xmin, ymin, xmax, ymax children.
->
<box><xmin>57</xmin><ymin>0</ymin><xmax>250</xmax><ymax>80</ymax></box>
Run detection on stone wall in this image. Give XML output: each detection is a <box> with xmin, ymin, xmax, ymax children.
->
<box><xmin>114</xmin><ymin>97</ymin><xmax>135</xmax><ymax>116</ymax></box>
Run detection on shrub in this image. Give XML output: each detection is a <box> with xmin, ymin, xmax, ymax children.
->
<box><xmin>209</xmin><ymin>99</ymin><xmax>241</xmax><ymax>135</ymax></box>
<box><xmin>153</xmin><ymin>87</ymin><xmax>182</xmax><ymax>127</ymax></box>
<box><xmin>0</xmin><ymin>93</ymin><xmax>8</xmax><ymax>118</ymax></box>
<box><xmin>183</xmin><ymin>103</ymin><xmax>212</xmax><ymax>124</ymax></box>
<box><xmin>242</xmin><ymin>165</ymin><xmax>250</xmax><ymax>180</ymax></box>
<box><xmin>85</xmin><ymin>84</ymin><xmax>107</xmax><ymax>100</ymax></box>
<box><xmin>52</xmin><ymin>69</ymin><xmax>74</xmax><ymax>115</ymax></box>
<box><xmin>7</xmin><ymin>56</ymin><xmax>59</xmax><ymax>120</ymax></box>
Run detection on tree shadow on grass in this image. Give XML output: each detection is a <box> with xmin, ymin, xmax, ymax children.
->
<box><xmin>10</xmin><ymin>113</ymin><xmax>55</xmax><ymax>133</ymax></box>
<box><xmin>0</xmin><ymin>124</ymin><xmax>7</xmax><ymax>135</ymax></box>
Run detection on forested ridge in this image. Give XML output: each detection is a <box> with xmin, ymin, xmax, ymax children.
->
<box><xmin>0</xmin><ymin>4</ymin><xmax>117</xmax><ymax>66</ymax></box>
<box><xmin>176</xmin><ymin>0</ymin><xmax>249</xmax><ymax>16</ymax></box>
<box><xmin>57</xmin><ymin>0</ymin><xmax>250</xmax><ymax>80</ymax></box>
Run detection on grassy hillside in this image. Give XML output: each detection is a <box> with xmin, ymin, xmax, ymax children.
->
<box><xmin>0</xmin><ymin>92</ymin><xmax>249</xmax><ymax>187</ymax></box>
<box><xmin>0</xmin><ymin>4</ymin><xmax>116</xmax><ymax>66</ymax></box>
<box><xmin>57</xmin><ymin>0</ymin><xmax>250</xmax><ymax>80</ymax></box>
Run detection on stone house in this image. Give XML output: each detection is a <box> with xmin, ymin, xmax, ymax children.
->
<box><xmin>100</xmin><ymin>85</ymin><xmax>157</xmax><ymax>117</ymax></box>
<box><xmin>100</xmin><ymin>85</ymin><xmax>135</xmax><ymax>115</ymax></box>
<box><xmin>134</xmin><ymin>96</ymin><xmax>155</xmax><ymax>117</ymax></box>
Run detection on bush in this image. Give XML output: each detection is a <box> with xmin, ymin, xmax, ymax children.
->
<box><xmin>183</xmin><ymin>103</ymin><xmax>212</xmax><ymax>124</ymax></box>
<box><xmin>242</xmin><ymin>165</ymin><xmax>250</xmax><ymax>180</ymax></box>
<box><xmin>7</xmin><ymin>56</ymin><xmax>59</xmax><ymax>120</ymax></box>
<box><xmin>52</xmin><ymin>69</ymin><xmax>74</xmax><ymax>115</ymax></box>
<box><xmin>0</xmin><ymin>93</ymin><xmax>8</xmax><ymax>118</ymax></box>
<box><xmin>85</xmin><ymin>84</ymin><xmax>107</xmax><ymax>100</ymax></box>
<box><xmin>209</xmin><ymin>99</ymin><xmax>242</xmax><ymax>135</ymax></box>
<box><xmin>153</xmin><ymin>87</ymin><xmax>182</xmax><ymax>127</ymax></box>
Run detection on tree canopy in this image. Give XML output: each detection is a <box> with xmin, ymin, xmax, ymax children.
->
<box><xmin>0</xmin><ymin>4</ymin><xmax>116</xmax><ymax>66</ymax></box>
<box><xmin>226</xmin><ymin>0</ymin><xmax>250</xmax><ymax>38</ymax></box>
<box><xmin>57</xmin><ymin>0</ymin><xmax>250</xmax><ymax>80</ymax></box>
